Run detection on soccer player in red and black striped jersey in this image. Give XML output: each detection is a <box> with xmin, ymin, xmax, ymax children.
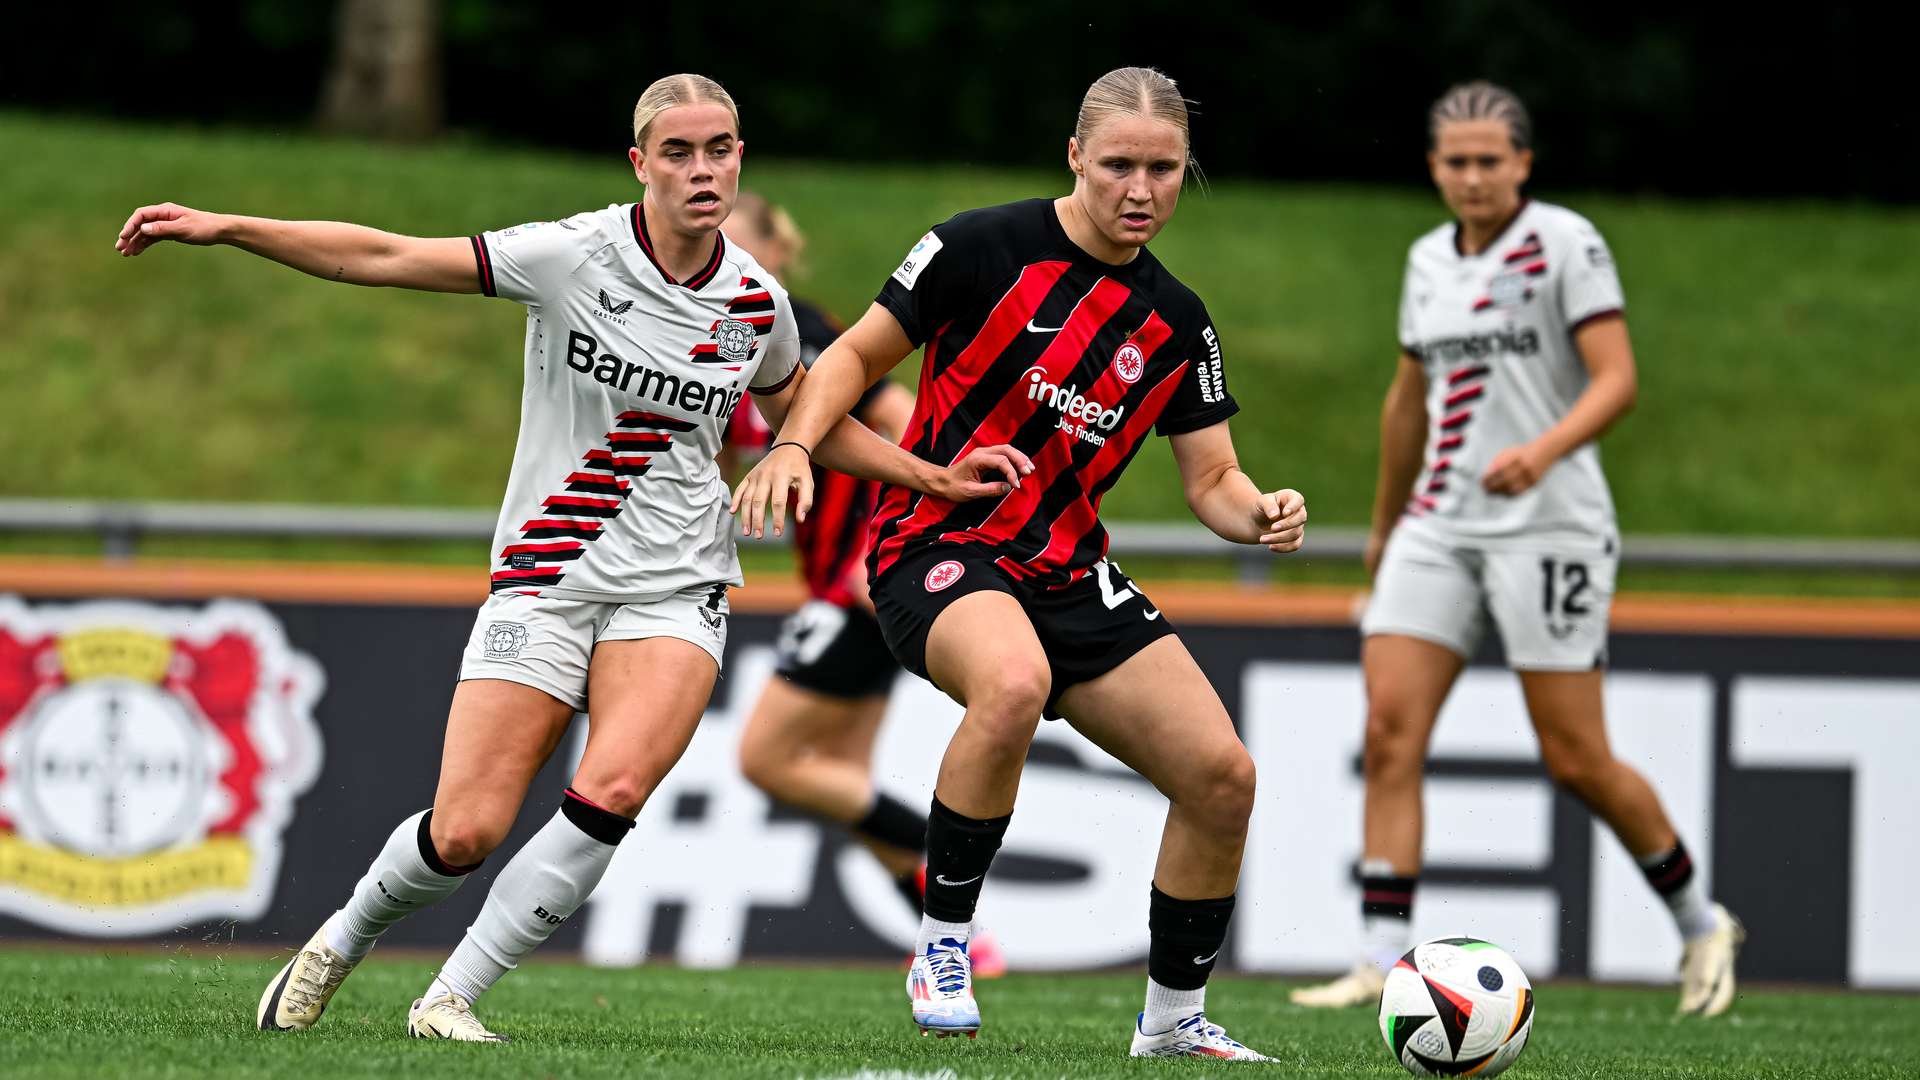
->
<box><xmin>731</xmin><ymin>68</ymin><xmax>1307</xmax><ymax>1059</ymax></box>
<box><xmin>723</xmin><ymin>196</ymin><xmax>1006</xmax><ymax>974</ymax></box>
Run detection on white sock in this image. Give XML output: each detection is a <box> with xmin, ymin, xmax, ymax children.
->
<box><xmin>431</xmin><ymin>797</ymin><xmax>628</xmax><ymax>1005</ymax></box>
<box><xmin>1636</xmin><ymin>845</ymin><xmax>1719</xmax><ymax>939</ymax></box>
<box><xmin>324</xmin><ymin>809</ymin><xmax>473</xmax><ymax>964</ymax></box>
<box><xmin>1358</xmin><ymin>857</ymin><xmax>1414</xmax><ymax>972</ymax></box>
<box><xmin>1362</xmin><ymin>912</ymin><xmax>1413</xmax><ymax>972</ymax></box>
<box><xmin>916</xmin><ymin>916</ymin><xmax>972</xmax><ymax>955</ymax></box>
<box><xmin>1142</xmin><ymin>977</ymin><xmax>1206</xmax><ymax>1033</ymax></box>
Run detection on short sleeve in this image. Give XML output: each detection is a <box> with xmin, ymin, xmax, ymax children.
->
<box><xmin>748</xmin><ymin>292</ymin><xmax>801</xmax><ymax>395</ymax></box>
<box><xmin>472</xmin><ymin>216</ymin><xmax>591</xmax><ymax>306</ymax></box>
<box><xmin>1155</xmin><ymin>307</ymin><xmax>1241</xmax><ymax>437</ymax></box>
<box><xmin>874</xmin><ymin>215</ymin><xmax>992</xmax><ymax>347</ymax></box>
<box><xmin>1559</xmin><ymin>222</ymin><xmax>1626</xmax><ymax>329</ymax></box>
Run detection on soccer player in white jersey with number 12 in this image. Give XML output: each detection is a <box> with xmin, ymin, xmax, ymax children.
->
<box><xmin>116</xmin><ymin>73</ymin><xmax>1026</xmax><ymax>1044</ymax></box>
<box><xmin>1291</xmin><ymin>81</ymin><xmax>1744</xmax><ymax>1016</ymax></box>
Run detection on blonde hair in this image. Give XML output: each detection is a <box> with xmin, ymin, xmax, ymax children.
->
<box><xmin>731</xmin><ymin>190</ymin><xmax>808</xmax><ymax>277</ymax></box>
<box><xmin>1075</xmin><ymin>66</ymin><xmax>1196</xmax><ymax>170</ymax></box>
<box><xmin>1429</xmin><ymin>80</ymin><xmax>1532</xmax><ymax>150</ymax></box>
<box><xmin>632</xmin><ymin>73</ymin><xmax>740</xmax><ymax>150</ymax></box>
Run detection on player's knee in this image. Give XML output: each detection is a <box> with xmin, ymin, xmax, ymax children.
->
<box><xmin>1542</xmin><ymin>746</ymin><xmax>1608</xmax><ymax>800</ymax></box>
<box><xmin>576</xmin><ymin>775</ymin><xmax>652</xmax><ymax>819</ymax></box>
<box><xmin>430</xmin><ymin>811</ymin><xmax>511</xmax><ymax>867</ymax></box>
<box><xmin>968</xmin><ymin>662</ymin><xmax>1050</xmax><ymax>741</ymax></box>
<box><xmin>1362</xmin><ymin>703</ymin><xmax>1425</xmax><ymax>784</ymax></box>
<box><xmin>1179</xmin><ymin>742</ymin><xmax>1257</xmax><ymax>832</ymax></box>
<box><xmin>736</xmin><ymin>730</ymin><xmax>786</xmax><ymax>795</ymax></box>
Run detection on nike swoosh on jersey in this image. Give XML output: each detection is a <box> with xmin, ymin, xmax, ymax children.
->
<box><xmin>934</xmin><ymin>874</ymin><xmax>984</xmax><ymax>887</ymax></box>
<box><xmin>1025</xmin><ymin>319</ymin><xmax>1064</xmax><ymax>334</ymax></box>
<box><xmin>1142</xmin><ymin>607</ymin><xmax>1162</xmax><ymax>621</ymax></box>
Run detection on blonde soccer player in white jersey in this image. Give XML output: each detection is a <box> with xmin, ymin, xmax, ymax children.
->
<box><xmin>1290</xmin><ymin>81</ymin><xmax>1744</xmax><ymax>1017</ymax></box>
<box><xmin>116</xmin><ymin>74</ymin><xmax>1028</xmax><ymax>1044</ymax></box>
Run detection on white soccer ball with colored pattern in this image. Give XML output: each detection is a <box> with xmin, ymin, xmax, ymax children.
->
<box><xmin>1377</xmin><ymin>936</ymin><xmax>1534</xmax><ymax>1077</ymax></box>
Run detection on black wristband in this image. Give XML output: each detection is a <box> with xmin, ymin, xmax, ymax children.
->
<box><xmin>769</xmin><ymin>441</ymin><xmax>813</xmax><ymax>458</ymax></box>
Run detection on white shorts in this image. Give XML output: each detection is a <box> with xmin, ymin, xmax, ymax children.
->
<box><xmin>1360</xmin><ymin>523</ymin><xmax>1617</xmax><ymax>671</ymax></box>
<box><xmin>458</xmin><ymin>583</ymin><xmax>730</xmax><ymax>710</ymax></box>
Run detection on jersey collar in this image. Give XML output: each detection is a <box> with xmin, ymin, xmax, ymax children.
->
<box><xmin>630</xmin><ymin>202</ymin><xmax>726</xmax><ymax>290</ymax></box>
<box><xmin>1451</xmin><ymin>198</ymin><xmax>1531</xmax><ymax>259</ymax></box>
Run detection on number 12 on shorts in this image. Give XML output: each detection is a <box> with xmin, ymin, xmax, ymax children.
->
<box><xmin>1541</xmin><ymin>557</ymin><xmax>1592</xmax><ymax>616</ymax></box>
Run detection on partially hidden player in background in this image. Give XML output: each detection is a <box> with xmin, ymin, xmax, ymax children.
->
<box><xmin>722</xmin><ymin>192</ymin><xmax>1005</xmax><ymax>976</ymax></box>
<box><xmin>1290</xmin><ymin>81</ymin><xmax>1744</xmax><ymax>1016</ymax></box>
<box><xmin>732</xmin><ymin>68</ymin><xmax>1307</xmax><ymax>1059</ymax></box>
<box><xmin>116</xmin><ymin>73</ymin><xmax>1025</xmax><ymax>1043</ymax></box>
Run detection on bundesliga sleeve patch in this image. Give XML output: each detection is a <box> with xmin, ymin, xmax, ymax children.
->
<box><xmin>891</xmin><ymin>231</ymin><xmax>944</xmax><ymax>290</ymax></box>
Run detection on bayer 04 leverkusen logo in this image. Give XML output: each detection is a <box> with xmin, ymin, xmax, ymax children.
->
<box><xmin>0</xmin><ymin>598</ymin><xmax>323</xmax><ymax>936</ymax></box>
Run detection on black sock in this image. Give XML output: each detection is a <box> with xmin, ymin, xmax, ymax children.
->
<box><xmin>892</xmin><ymin>867</ymin><xmax>926</xmax><ymax>915</ymax></box>
<box><xmin>921</xmin><ymin>796</ymin><xmax>1010</xmax><ymax>923</ymax></box>
<box><xmin>1639</xmin><ymin>839</ymin><xmax>1695</xmax><ymax>898</ymax></box>
<box><xmin>1361</xmin><ymin>870</ymin><xmax>1417</xmax><ymax>921</ymax></box>
<box><xmin>1147</xmin><ymin>885</ymin><xmax>1235</xmax><ymax>990</ymax></box>
<box><xmin>854</xmin><ymin>792</ymin><xmax>929</xmax><ymax>852</ymax></box>
<box><xmin>560</xmin><ymin>787</ymin><xmax>636</xmax><ymax>845</ymax></box>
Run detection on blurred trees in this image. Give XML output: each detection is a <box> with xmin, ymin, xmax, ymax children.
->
<box><xmin>317</xmin><ymin>0</ymin><xmax>441</xmax><ymax>140</ymax></box>
<box><xmin>7</xmin><ymin>0</ymin><xmax>1908</xmax><ymax>199</ymax></box>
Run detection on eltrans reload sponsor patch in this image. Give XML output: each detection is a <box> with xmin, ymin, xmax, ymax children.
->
<box><xmin>0</xmin><ymin>598</ymin><xmax>323</xmax><ymax>935</ymax></box>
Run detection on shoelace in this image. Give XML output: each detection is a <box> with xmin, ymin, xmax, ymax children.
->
<box><xmin>427</xmin><ymin>996</ymin><xmax>486</xmax><ymax>1033</ymax></box>
<box><xmin>285</xmin><ymin>949</ymin><xmax>338</xmax><ymax>1010</ymax></box>
<box><xmin>925</xmin><ymin>942</ymin><xmax>971</xmax><ymax>997</ymax></box>
<box><xmin>1174</xmin><ymin>1014</ymin><xmax>1245</xmax><ymax>1049</ymax></box>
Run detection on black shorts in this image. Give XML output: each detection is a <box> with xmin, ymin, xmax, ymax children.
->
<box><xmin>871</xmin><ymin>543</ymin><xmax>1176</xmax><ymax>717</ymax></box>
<box><xmin>774</xmin><ymin>599</ymin><xmax>901</xmax><ymax>699</ymax></box>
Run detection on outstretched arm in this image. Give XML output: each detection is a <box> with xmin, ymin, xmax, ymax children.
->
<box><xmin>1170</xmin><ymin>420</ymin><xmax>1307</xmax><ymax>553</ymax></box>
<box><xmin>116</xmin><ymin>202</ymin><xmax>481</xmax><ymax>293</ymax></box>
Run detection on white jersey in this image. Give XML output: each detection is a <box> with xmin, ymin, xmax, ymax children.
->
<box><xmin>472</xmin><ymin>204</ymin><xmax>799</xmax><ymax>602</ymax></box>
<box><xmin>1396</xmin><ymin>200</ymin><xmax>1625</xmax><ymax>543</ymax></box>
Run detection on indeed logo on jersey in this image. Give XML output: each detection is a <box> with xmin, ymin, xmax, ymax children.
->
<box><xmin>566</xmin><ymin>330</ymin><xmax>743</xmax><ymax>420</ymax></box>
<box><xmin>1026</xmin><ymin>366</ymin><xmax>1124</xmax><ymax>447</ymax></box>
<box><xmin>1419</xmin><ymin>325</ymin><xmax>1542</xmax><ymax>364</ymax></box>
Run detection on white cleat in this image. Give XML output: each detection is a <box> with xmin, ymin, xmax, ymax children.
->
<box><xmin>256</xmin><ymin>923</ymin><xmax>357</xmax><ymax>1032</ymax></box>
<box><xmin>408</xmin><ymin>993</ymin><xmax>510</xmax><ymax>1042</ymax></box>
<box><xmin>1289</xmin><ymin>962</ymin><xmax>1385</xmax><ymax>1008</ymax></box>
<box><xmin>1678</xmin><ymin>904</ymin><xmax>1746</xmax><ymax>1017</ymax></box>
<box><xmin>907</xmin><ymin>937</ymin><xmax>980</xmax><ymax>1038</ymax></box>
<box><xmin>1130</xmin><ymin>1012</ymin><xmax>1275</xmax><ymax>1061</ymax></box>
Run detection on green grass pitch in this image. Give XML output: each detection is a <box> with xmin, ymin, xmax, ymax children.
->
<box><xmin>0</xmin><ymin>947</ymin><xmax>1915</xmax><ymax>1079</ymax></box>
<box><xmin>4</xmin><ymin>111</ymin><xmax>1918</xmax><ymax>544</ymax></box>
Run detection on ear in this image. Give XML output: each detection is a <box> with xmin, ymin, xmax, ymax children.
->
<box><xmin>1067</xmin><ymin>136</ymin><xmax>1084</xmax><ymax>177</ymax></box>
<box><xmin>629</xmin><ymin>146</ymin><xmax>648</xmax><ymax>186</ymax></box>
<box><xmin>1514</xmin><ymin>148</ymin><xmax>1534</xmax><ymax>185</ymax></box>
<box><xmin>1426</xmin><ymin>149</ymin><xmax>1442</xmax><ymax>186</ymax></box>
<box><xmin>737</xmin><ymin>139</ymin><xmax>746</xmax><ymax>165</ymax></box>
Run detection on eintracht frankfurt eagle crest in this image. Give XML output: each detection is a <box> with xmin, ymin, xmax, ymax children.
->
<box><xmin>0</xmin><ymin>598</ymin><xmax>324</xmax><ymax>935</ymax></box>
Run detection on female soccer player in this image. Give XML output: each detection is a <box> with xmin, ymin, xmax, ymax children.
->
<box><xmin>722</xmin><ymin>195</ymin><xmax>1007</xmax><ymax>974</ymax></box>
<box><xmin>116</xmin><ymin>74</ymin><xmax>1023</xmax><ymax>1043</ymax></box>
<box><xmin>1289</xmin><ymin>81</ymin><xmax>1744</xmax><ymax>1016</ymax></box>
<box><xmin>732</xmin><ymin>67</ymin><xmax>1307</xmax><ymax>1059</ymax></box>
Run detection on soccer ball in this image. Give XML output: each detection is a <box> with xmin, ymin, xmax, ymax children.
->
<box><xmin>1378</xmin><ymin>936</ymin><xmax>1534</xmax><ymax>1077</ymax></box>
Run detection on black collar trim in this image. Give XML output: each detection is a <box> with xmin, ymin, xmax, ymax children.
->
<box><xmin>630</xmin><ymin>203</ymin><xmax>726</xmax><ymax>290</ymax></box>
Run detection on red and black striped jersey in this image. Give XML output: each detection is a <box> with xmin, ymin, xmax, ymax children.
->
<box><xmin>867</xmin><ymin>199</ymin><xmax>1237</xmax><ymax>588</ymax></box>
<box><xmin>725</xmin><ymin>299</ymin><xmax>892</xmax><ymax>607</ymax></box>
